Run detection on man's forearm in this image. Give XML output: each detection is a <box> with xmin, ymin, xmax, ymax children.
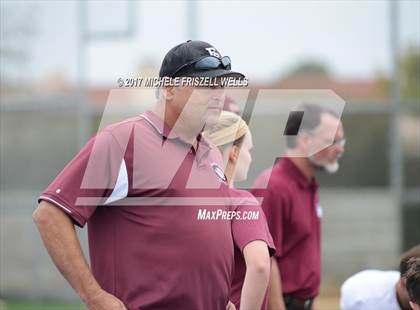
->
<box><xmin>33</xmin><ymin>201</ymin><xmax>101</xmax><ymax>302</ymax></box>
<box><xmin>268</xmin><ymin>256</ymin><xmax>286</xmax><ymax>310</ymax></box>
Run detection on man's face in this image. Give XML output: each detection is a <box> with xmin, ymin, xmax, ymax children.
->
<box><xmin>171</xmin><ymin>79</ymin><xmax>226</xmax><ymax>133</ymax></box>
<box><xmin>308</xmin><ymin>113</ymin><xmax>345</xmax><ymax>174</ymax></box>
<box><xmin>233</xmin><ymin>131</ymin><xmax>253</xmax><ymax>182</ymax></box>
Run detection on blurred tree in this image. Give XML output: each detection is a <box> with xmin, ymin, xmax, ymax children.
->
<box><xmin>376</xmin><ymin>73</ymin><xmax>390</xmax><ymax>99</ymax></box>
<box><xmin>288</xmin><ymin>61</ymin><xmax>330</xmax><ymax>77</ymax></box>
<box><xmin>401</xmin><ymin>46</ymin><xmax>420</xmax><ymax>100</ymax></box>
<box><xmin>376</xmin><ymin>46</ymin><xmax>420</xmax><ymax>101</ymax></box>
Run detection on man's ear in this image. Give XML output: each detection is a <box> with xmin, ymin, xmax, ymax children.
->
<box><xmin>229</xmin><ymin>145</ymin><xmax>239</xmax><ymax>164</ymax></box>
<box><xmin>409</xmin><ymin>301</ymin><xmax>420</xmax><ymax>310</ymax></box>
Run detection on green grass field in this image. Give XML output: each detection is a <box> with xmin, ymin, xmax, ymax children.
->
<box><xmin>1</xmin><ymin>301</ymin><xmax>83</xmax><ymax>310</ymax></box>
<box><xmin>2</xmin><ymin>295</ymin><xmax>341</xmax><ymax>310</ymax></box>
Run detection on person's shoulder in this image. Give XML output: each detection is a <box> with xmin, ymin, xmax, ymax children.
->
<box><xmin>345</xmin><ymin>269</ymin><xmax>399</xmax><ymax>284</ymax></box>
<box><xmin>342</xmin><ymin>269</ymin><xmax>398</xmax><ymax>288</ymax></box>
<box><xmin>253</xmin><ymin>167</ymin><xmax>293</xmax><ymax>201</ymax></box>
<box><xmin>341</xmin><ymin>270</ymin><xmax>399</xmax><ymax>310</ymax></box>
<box><xmin>101</xmin><ymin>115</ymin><xmax>148</xmax><ymax>135</ymax></box>
<box><xmin>252</xmin><ymin>167</ymin><xmax>271</xmax><ymax>188</ymax></box>
<box><xmin>92</xmin><ymin>115</ymin><xmax>153</xmax><ymax>148</ymax></box>
<box><xmin>229</xmin><ymin>189</ymin><xmax>258</xmax><ymax>206</ymax></box>
<box><xmin>82</xmin><ymin>116</ymin><xmax>151</xmax><ymax>154</ymax></box>
<box><xmin>253</xmin><ymin>164</ymin><xmax>288</xmax><ymax>187</ymax></box>
<box><xmin>343</xmin><ymin>270</ymin><xmax>382</xmax><ymax>285</ymax></box>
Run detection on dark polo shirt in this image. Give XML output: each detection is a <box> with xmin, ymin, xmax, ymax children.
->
<box><xmin>251</xmin><ymin>158</ymin><xmax>321</xmax><ymax>300</ymax></box>
<box><xmin>39</xmin><ymin>111</ymin><xmax>263</xmax><ymax>309</ymax></box>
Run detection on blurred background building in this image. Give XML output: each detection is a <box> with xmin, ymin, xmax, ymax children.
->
<box><xmin>1</xmin><ymin>0</ymin><xmax>419</xmax><ymax>308</ymax></box>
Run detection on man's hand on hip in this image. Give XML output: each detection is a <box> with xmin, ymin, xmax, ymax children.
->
<box><xmin>226</xmin><ymin>300</ymin><xmax>236</xmax><ymax>310</ymax></box>
<box><xmin>84</xmin><ymin>288</ymin><xmax>127</xmax><ymax>310</ymax></box>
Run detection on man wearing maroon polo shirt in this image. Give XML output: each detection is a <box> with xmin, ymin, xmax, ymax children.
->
<box><xmin>252</xmin><ymin>104</ymin><xmax>345</xmax><ymax>310</ymax></box>
<box><xmin>32</xmin><ymin>41</ymin><xmax>265</xmax><ymax>310</ymax></box>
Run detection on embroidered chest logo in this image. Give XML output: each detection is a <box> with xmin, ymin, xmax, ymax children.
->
<box><xmin>211</xmin><ymin>163</ymin><xmax>228</xmax><ymax>184</ymax></box>
<box><xmin>316</xmin><ymin>203</ymin><xmax>323</xmax><ymax>218</ymax></box>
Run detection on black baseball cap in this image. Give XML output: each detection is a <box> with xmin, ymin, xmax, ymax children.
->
<box><xmin>159</xmin><ymin>40</ymin><xmax>245</xmax><ymax>79</ymax></box>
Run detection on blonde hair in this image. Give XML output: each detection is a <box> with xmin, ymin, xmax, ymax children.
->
<box><xmin>202</xmin><ymin>111</ymin><xmax>249</xmax><ymax>147</ymax></box>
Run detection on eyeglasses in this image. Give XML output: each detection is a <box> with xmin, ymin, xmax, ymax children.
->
<box><xmin>331</xmin><ymin>138</ymin><xmax>346</xmax><ymax>147</ymax></box>
<box><xmin>307</xmin><ymin>132</ymin><xmax>346</xmax><ymax>148</ymax></box>
<box><xmin>172</xmin><ymin>56</ymin><xmax>232</xmax><ymax>77</ymax></box>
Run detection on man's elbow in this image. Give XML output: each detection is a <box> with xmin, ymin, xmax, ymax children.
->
<box><xmin>33</xmin><ymin>201</ymin><xmax>67</xmax><ymax>228</ymax></box>
<box><xmin>249</xmin><ymin>256</ymin><xmax>271</xmax><ymax>279</ymax></box>
<box><xmin>33</xmin><ymin>202</ymin><xmax>50</xmax><ymax>228</ymax></box>
<box><xmin>244</xmin><ymin>241</ymin><xmax>272</xmax><ymax>279</ymax></box>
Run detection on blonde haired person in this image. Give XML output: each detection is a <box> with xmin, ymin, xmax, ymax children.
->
<box><xmin>203</xmin><ymin>111</ymin><xmax>275</xmax><ymax>310</ymax></box>
<box><xmin>203</xmin><ymin>111</ymin><xmax>252</xmax><ymax>187</ymax></box>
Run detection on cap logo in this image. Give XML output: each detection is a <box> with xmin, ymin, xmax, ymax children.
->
<box><xmin>205</xmin><ymin>47</ymin><xmax>221</xmax><ymax>58</ymax></box>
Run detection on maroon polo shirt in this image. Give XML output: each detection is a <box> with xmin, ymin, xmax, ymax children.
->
<box><xmin>39</xmin><ymin>110</ymin><xmax>264</xmax><ymax>310</ymax></box>
<box><xmin>229</xmin><ymin>190</ymin><xmax>276</xmax><ymax>310</ymax></box>
<box><xmin>251</xmin><ymin>158</ymin><xmax>321</xmax><ymax>300</ymax></box>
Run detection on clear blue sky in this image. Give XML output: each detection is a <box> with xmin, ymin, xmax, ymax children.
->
<box><xmin>2</xmin><ymin>0</ymin><xmax>419</xmax><ymax>85</ymax></box>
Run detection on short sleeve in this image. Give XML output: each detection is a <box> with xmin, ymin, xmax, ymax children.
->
<box><xmin>251</xmin><ymin>185</ymin><xmax>290</xmax><ymax>258</ymax></box>
<box><xmin>230</xmin><ymin>189</ymin><xmax>276</xmax><ymax>256</ymax></box>
<box><xmin>38</xmin><ymin>130</ymin><xmax>125</xmax><ymax>227</ymax></box>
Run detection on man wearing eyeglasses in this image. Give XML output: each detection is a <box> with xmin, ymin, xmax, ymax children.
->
<box><xmin>252</xmin><ymin>104</ymin><xmax>345</xmax><ymax>310</ymax></box>
<box><xmin>33</xmin><ymin>41</ymin><xmax>272</xmax><ymax>310</ymax></box>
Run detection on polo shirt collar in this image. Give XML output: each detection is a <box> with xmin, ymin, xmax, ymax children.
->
<box><xmin>142</xmin><ymin>110</ymin><xmax>179</xmax><ymax>140</ymax></box>
<box><xmin>281</xmin><ymin>157</ymin><xmax>318</xmax><ymax>190</ymax></box>
<box><xmin>141</xmin><ymin>110</ymin><xmax>213</xmax><ymax>154</ymax></box>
